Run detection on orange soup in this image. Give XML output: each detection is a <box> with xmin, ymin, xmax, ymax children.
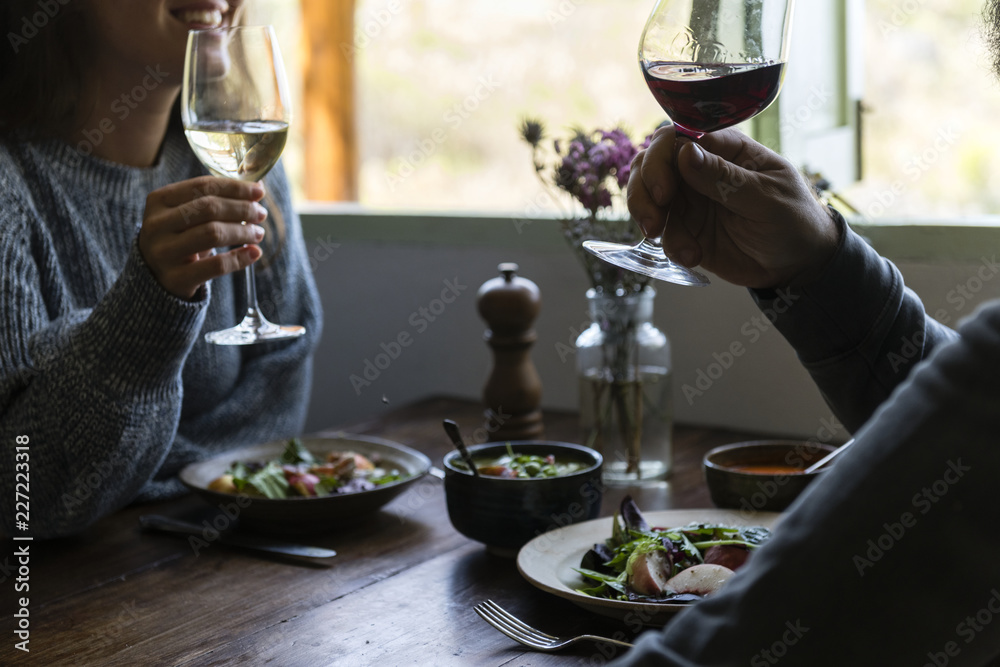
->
<box><xmin>728</xmin><ymin>464</ymin><xmax>807</xmax><ymax>475</ymax></box>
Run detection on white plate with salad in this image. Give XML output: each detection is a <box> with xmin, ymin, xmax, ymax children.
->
<box><xmin>516</xmin><ymin>499</ymin><xmax>781</xmax><ymax>626</ymax></box>
<box><xmin>180</xmin><ymin>434</ymin><xmax>431</xmax><ymax>535</ymax></box>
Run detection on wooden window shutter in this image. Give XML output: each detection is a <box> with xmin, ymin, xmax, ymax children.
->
<box><xmin>301</xmin><ymin>0</ymin><xmax>359</xmax><ymax>201</ymax></box>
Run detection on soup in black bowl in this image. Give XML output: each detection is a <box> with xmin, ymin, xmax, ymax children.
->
<box><xmin>443</xmin><ymin>441</ymin><xmax>603</xmax><ymax>557</ymax></box>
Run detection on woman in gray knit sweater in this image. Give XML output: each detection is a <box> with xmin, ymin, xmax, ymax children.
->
<box><xmin>0</xmin><ymin>1</ymin><xmax>322</xmax><ymax>537</ymax></box>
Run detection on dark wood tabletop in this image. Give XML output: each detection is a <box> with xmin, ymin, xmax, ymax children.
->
<box><xmin>0</xmin><ymin>396</ymin><xmax>775</xmax><ymax>666</ymax></box>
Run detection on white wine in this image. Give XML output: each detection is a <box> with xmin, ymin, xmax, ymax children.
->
<box><xmin>184</xmin><ymin>120</ymin><xmax>288</xmax><ymax>182</ymax></box>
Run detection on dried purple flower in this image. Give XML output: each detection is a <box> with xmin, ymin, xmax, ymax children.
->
<box><xmin>520</xmin><ymin>120</ymin><xmax>657</xmax><ymax>295</ymax></box>
<box><xmin>519</xmin><ymin>118</ymin><xmax>545</xmax><ymax>148</ymax></box>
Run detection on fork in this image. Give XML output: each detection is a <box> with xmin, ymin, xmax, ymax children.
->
<box><xmin>474</xmin><ymin>599</ymin><xmax>634</xmax><ymax>652</ymax></box>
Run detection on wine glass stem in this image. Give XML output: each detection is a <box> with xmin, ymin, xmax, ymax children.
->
<box><xmin>638</xmin><ymin>237</ymin><xmax>663</xmax><ymax>252</ymax></box>
<box><xmin>634</xmin><ymin>237</ymin><xmax>666</xmax><ymax>260</ymax></box>
<box><xmin>244</xmin><ymin>263</ymin><xmax>262</xmax><ymax>326</ymax></box>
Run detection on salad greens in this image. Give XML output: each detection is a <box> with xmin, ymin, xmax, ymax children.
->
<box><xmin>279</xmin><ymin>438</ymin><xmax>315</xmax><ymax>465</ymax></box>
<box><xmin>465</xmin><ymin>443</ymin><xmax>586</xmax><ymax>478</ymax></box>
<box><xmin>228</xmin><ymin>460</ymin><xmax>288</xmax><ymax>499</ymax></box>
<box><xmin>576</xmin><ymin>496</ymin><xmax>771</xmax><ymax>603</ymax></box>
<box><xmin>209</xmin><ymin>438</ymin><xmax>408</xmax><ymax>500</ymax></box>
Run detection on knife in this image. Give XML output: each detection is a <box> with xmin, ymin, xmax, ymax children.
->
<box><xmin>139</xmin><ymin>514</ymin><xmax>337</xmax><ymax>559</ymax></box>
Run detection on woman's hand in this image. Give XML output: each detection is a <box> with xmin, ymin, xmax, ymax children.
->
<box><xmin>138</xmin><ymin>176</ymin><xmax>267</xmax><ymax>300</ymax></box>
<box><xmin>627</xmin><ymin>125</ymin><xmax>841</xmax><ymax>289</ymax></box>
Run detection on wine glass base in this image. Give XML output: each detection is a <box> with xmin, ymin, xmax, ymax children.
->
<box><xmin>583</xmin><ymin>240</ymin><xmax>711</xmax><ymax>287</ymax></box>
<box><xmin>204</xmin><ymin>316</ymin><xmax>306</xmax><ymax>346</ymax></box>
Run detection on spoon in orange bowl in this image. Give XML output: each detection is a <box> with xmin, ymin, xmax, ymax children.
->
<box><xmin>804</xmin><ymin>438</ymin><xmax>856</xmax><ymax>474</ymax></box>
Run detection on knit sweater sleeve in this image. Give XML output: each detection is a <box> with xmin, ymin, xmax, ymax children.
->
<box><xmin>137</xmin><ymin>166</ymin><xmax>323</xmax><ymax>499</ymax></box>
<box><xmin>0</xmin><ymin>194</ymin><xmax>207</xmax><ymax>537</ymax></box>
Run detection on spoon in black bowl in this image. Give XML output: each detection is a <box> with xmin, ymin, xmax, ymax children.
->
<box><xmin>443</xmin><ymin>419</ymin><xmax>479</xmax><ymax>477</ymax></box>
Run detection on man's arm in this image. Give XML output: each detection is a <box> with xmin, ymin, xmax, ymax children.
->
<box><xmin>751</xmin><ymin>212</ymin><xmax>958</xmax><ymax>432</ymax></box>
<box><xmin>613</xmin><ymin>298</ymin><xmax>1000</xmax><ymax>666</ymax></box>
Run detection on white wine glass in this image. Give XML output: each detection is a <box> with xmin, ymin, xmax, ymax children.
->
<box><xmin>583</xmin><ymin>0</ymin><xmax>795</xmax><ymax>286</ymax></box>
<box><xmin>182</xmin><ymin>25</ymin><xmax>305</xmax><ymax>345</ymax></box>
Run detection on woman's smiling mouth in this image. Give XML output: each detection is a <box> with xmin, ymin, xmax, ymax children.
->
<box><xmin>171</xmin><ymin>3</ymin><xmax>230</xmax><ymax>30</ymax></box>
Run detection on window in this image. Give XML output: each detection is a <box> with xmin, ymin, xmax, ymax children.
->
<box><xmin>774</xmin><ymin>0</ymin><xmax>1000</xmax><ymax>223</ymax></box>
<box><xmin>260</xmin><ymin>0</ymin><xmax>1000</xmax><ymax>230</ymax></box>
<box><xmin>756</xmin><ymin>0</ymin><xmax>864</xmax><ymax>203</ymax></box>
<box><xmin>352</xmin><ymin>0</ymin><xmax>671</xmax><ymax>212</ymax></box>
<box><xmin>254</xmin><ymin>0</ymin><xmax>684</xmax><ymax>211</ymax></box>
<box><xmin>844</xmin><ymin>0</ymin><xmax>1000</xmax><ymax>221</ymax></box>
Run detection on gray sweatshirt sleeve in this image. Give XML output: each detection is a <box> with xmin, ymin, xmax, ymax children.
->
<box><xmin>749</xmin><ymin>211</ymin><xmax>957</xmax><ymax>432</ymax></box>
<box><xmin>612</xmin><ymin>299</ymin><xmax>1000</xmax><ymax>666</ymax></box>
<box><xmin>0</xmin><ymin>221</ymin><xmax>206</xmax><ymax>537</ymax></box>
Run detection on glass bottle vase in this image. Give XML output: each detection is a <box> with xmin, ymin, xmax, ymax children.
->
<box><xmin>576</xmin><ymin>286</ymin><xmax>673</xmax><ymax>484</ymax></box>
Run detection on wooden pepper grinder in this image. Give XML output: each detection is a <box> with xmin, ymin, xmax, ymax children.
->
<box><xmin>477</xmin><ymin>263</ymin><xmax>544</xmax><ymax>441</ymax></box>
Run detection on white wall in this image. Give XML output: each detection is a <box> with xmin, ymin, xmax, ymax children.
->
<box><xmin>300</xmin><ymin>212</ymin><xmax>1000</xmax><ymax>442</ymax></box>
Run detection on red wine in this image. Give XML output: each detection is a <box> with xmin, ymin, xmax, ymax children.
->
<box><xmin>642</xmin><ymin>61</ymin><xmax>785</xmax><ymax>138</ymax></box>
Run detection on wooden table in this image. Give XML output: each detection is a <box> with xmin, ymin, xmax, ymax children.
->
<box><xmin>0</xmin><ymin>396</ymin><xmax>774</xmax><ymax>666</ymax></box>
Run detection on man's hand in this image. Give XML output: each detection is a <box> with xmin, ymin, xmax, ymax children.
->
<box><xmin>627</xmin><ymin>125</ymin><xmax>840</xmax><ymax>289</ymax></box>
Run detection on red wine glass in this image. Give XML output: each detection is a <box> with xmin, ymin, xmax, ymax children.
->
<box><xmin>583</xmin><ymin>0</ymin><xmax>795</xmax><ymax>286</ymax></box>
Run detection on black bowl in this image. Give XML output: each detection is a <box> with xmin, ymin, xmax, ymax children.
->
<box><xmin>703</xmin><ymin>440</ymin><xmax>838</xmax><ymax>512</ymax></box>
<box><xmin>443</xmin><ymin>441</ymin><xmax>603</xmax><ymax>557</ymax></box>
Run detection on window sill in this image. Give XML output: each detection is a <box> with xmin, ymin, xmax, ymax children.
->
<box><xmin>849</xmin><ymin>217</ymin><xmax>1000</xmax><ymax>264</ymax></box>
<box><xmin>297</xmin><ymin>203</ymin><xmax>568</xmax><ymax>250</ymax></box>
<box><xmin>298</xmin><ymin>204</ymin><xmax>1000</xmax><ymax>264</ymax></box>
